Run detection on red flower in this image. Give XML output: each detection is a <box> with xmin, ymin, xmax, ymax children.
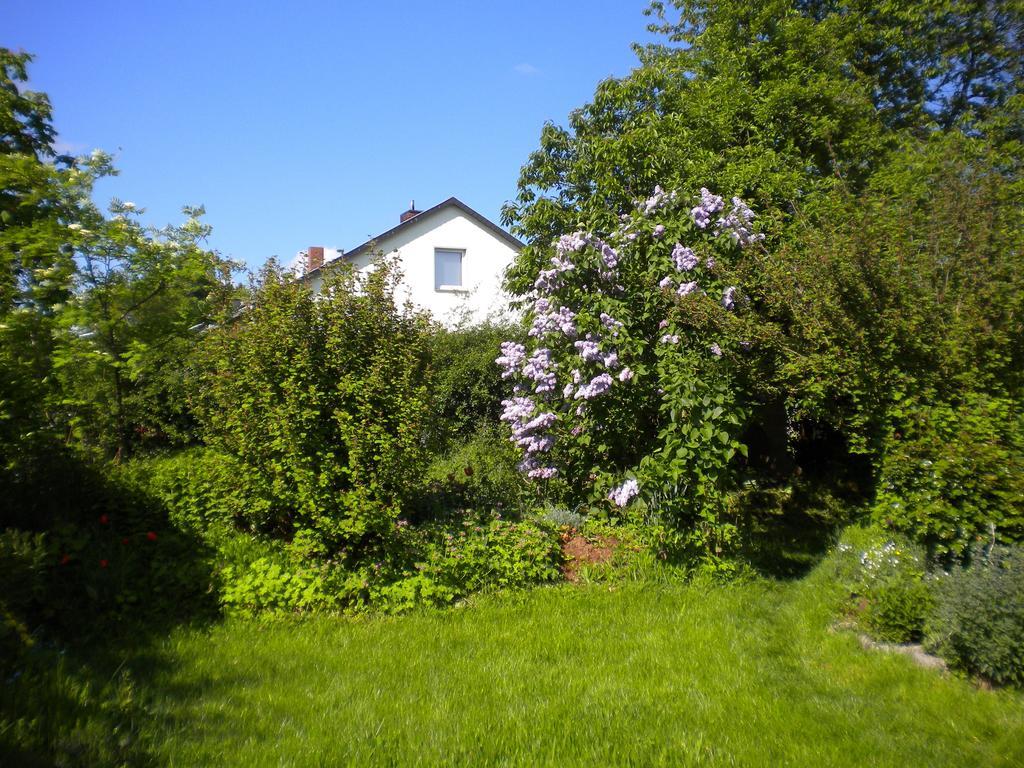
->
<box><xmin>60</xmin><ymin>554</ymin><xmax>71</xmax><ymax>565</ymax></box>
<box><xmin>146</xmin><ymin>531</ymin><xmax>157</xmax><ymax>542</ymax></box>
<box><xmin>99</xmin><ymin>559</ymin><xmax>109</xmax><ymax>568</ymax></box>
<box><xmin>121</xmin><ymin>537</ymin><xmax>130</xmax><ymax>546</ymax></box>
<box><xmin>99</xmin><ymin>514</ymin><xmax>110</xmax><ymax>525</ymax></box>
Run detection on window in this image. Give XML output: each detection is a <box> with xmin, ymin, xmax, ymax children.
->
<box><xmin>435</xmin><ymin>249</ymin><xmax>464</xmax><ymax>290</ymax></box>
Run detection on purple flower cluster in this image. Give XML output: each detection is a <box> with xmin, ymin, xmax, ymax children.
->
<box><xmin>672</xmin><ymin>244</ymin><xmax>699</xmax><ymax>272</ymax></box>
<box><xmin>691</xmin><ymin>188</ymin><xmax>724</xmax><ymax>229</ymax></box>
<box><xmin>495</xmin><ymin>341</ymin><xmax>526</xmax><ymax>379</ymax></box>
<box><xmin>640</xmin><ymin>185</ymin><xmax>675</xmax><ymax>216</ymax></box>
<box><xmin>574</xmin><ymin>339</ymin><xmax>603</xmax><ymax>363</ymax></box>
<box><xmin>721</xmin><ymin>286</ymin><xmax>738</xmax><ymax>310</ymax></box>
<box><xmin>522</xmin><ymin>348</ymin><xmax>557</xmax><ymax>393</ymax></box>
<box><xmin>608</xmin><ymin>478</ymin><xmax>639</xmax><ymax>507</ymax></box>
<box><xmin>501</xmin><ymin>397</ymin><xmax>558</xmax><ymax>477</ymax></box>
<box><xmin>618</xmin><ymin>366</ymin><xmax>634</xmax><ymax>382</ymax></box>
<box><xmin>677</xmin><ymin>281</ymin><xmax>698</xmax><ymax>297</ymax></box>
<box><xmin>600</xmin><ymin>312</ymin><xmax>623</xmax><ymax>335</ymax></box>
<box><xmin>574</xmin><ymin>373</ymin><xmax>613</xmax><ymax>400</ymax></box>
<box><xmin>530</xmin><ymin>304</ymin><xmax>577</xmax><ymax>338</ymax></box>
<box><xmin>716</xmin><ymin>198</ymin><xmax>763</xmax><ymax>247</ymax></box>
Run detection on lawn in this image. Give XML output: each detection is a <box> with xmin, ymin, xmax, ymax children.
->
<box><xmin>112</xmin><ymin>578</ymin><xmax>1023</xmax><ymax>767</ymax></box>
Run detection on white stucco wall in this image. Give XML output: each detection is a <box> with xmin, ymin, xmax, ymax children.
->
<box><xmin>309</xmin><ymin>206</ymin><xmax>520</xmax><ymax>327</ymax></box>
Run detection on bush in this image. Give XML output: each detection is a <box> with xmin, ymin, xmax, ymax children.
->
<box><xmin>926</xmin><ymin>544</ymin><xmax>1024</xmax><ymax>686</ymax></box>
<box><xmin>191</xmin><ymin>258</ymin><xmax>432</xmax><ymax>561</ymax></box>
<box><xmin>426</xmin><ymin>323</ymin><xmax>525</xmax><ymax>453</ymax></box>
<box><xmin>120</xmin><ymin>448</ymin><xmax>272</xmax><ymax>543</ymax></box>
<box><xmin>423</xmin><ymin>513</ymin><xmax>563</xmax><ymax>595</ymax></box>
<box><xmin>831</xmin><ymin>525</ymin><xmax>933</xmax><ymax>643</ymax></box>
<box><xmin>416</xmin><ymin>427</ymin><xmax>536</xmax><ymax>519</ymax></box>
<box><xmin>874</xmin><ymin>395</ymin><xmax>1024</xmax><ymax>559</ymax></box>
<box><xmin>0</xmin><ymin>446</ymin><xmax>216</xmax><ymax>645</ymax></box>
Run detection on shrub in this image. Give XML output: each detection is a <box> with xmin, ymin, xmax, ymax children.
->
<box><xmin>191</xmin><ymin>258</ymin><xmax>432</xmax><ymax>561</ymax></box>
<box><xmin>926</xmin><ymin>544</ymin><xmax>1024</xmax><ymax>686</ymax></box>
<box><xmin>874</xmin><ymin>395</ymin><xmax>1024</xmax><ymax>559</ymax></box>
<box><xmin>424</xmin><ymin>514</ymin><xmax>563</xmax><ymax>595</ymax></box>
<box><xmin>426</xmin><ymin>322</ymin><xmax>525</xmax><ymax>453</ymax></box>
<box><xmin>416</xmin><ymin>427</ymin><xmax>536</xmax><ymax>519</ymax></box>
<box><xmin>120</xmin><ymin>448</ymin><xmax>272</xmax><ymax>543</ymax></box>
<box><xmin>832</xmin><ymin>525</ymin><xmax>933</xmax><ymax>643</ymax></box>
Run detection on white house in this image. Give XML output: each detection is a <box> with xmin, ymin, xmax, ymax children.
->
<box><xmin>301</xmin><ymin>198</ymin><xmax>523</xmax><ymax>326</ymax></box>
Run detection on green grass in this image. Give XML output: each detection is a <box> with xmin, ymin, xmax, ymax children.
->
<box><xmin>5</xmin><ymin>577</ymin><xmax>1024</xmax><ymax>766</ymax></box>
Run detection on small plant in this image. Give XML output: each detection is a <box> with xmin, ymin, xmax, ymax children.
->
<box><xmin>833</xmin><ymin>525</ymin><xmax>933</xmax><ymax>643</ymax></box>
<box><xmin>926</xmin><ymin>544</ymin><xmax>1024</xmax><ymax>686</ymax></box>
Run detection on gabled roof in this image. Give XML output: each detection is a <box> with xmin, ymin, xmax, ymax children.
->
<box><xmin>305</xmin><ymin>197</ymin><xmax>524</xmax><ymax>280</ymax></box>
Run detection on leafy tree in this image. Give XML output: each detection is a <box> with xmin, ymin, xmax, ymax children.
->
<box><xmin>501</xmin><ymin>2</ymin><xmax>1024</xmax><ymax>551</ymax></box>
<box><xmin>0</xmin><ymin>50</ymin><xmax>108</xmax><ymax>469</ymax></box>
<box><xmin>55</xmin><ymin>202</ymin><xmax>236</xmax><ymax>457</ymax></box>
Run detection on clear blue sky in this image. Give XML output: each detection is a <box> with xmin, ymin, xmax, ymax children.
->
<box><xmin>5</xmin><ymin>1</ymin><xmax>660</xmax><ymax>270</ymax></box>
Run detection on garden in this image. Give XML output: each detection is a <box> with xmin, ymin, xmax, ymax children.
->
<box><xmin>3</xmin><ymin>1</ymin><xmax>1024</xmax><ymax>765</ymax></box>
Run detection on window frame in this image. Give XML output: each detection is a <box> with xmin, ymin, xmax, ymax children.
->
<box><xmin>434</xmin><ymin>247</ymin><xmax>466</xmax><ymax>292</ymax></box>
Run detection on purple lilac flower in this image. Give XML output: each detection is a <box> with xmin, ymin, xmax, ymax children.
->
<box><xmin>705</xmin><ymin>257</ymin><xmax>716</xmax><ymax>269</ymax></box>
<box><xmin>601</xmin><ymin>243</ymin><xmax>619</xmax><ymax>269</ymax></box>
<box><xmin>653</xmin><ymin>224</ymin><xmax>666</xmax><ymax>238</ymax></box>
<box><xmin>556</xmin><ymin>231</ymin><xmax>588</xmax><ymax>255</ymax></box>
<box><xmin>600</xmin><ymin>313</ymin><xmax>623</xmax><ymax>335</ymax></box>
<box><xmin>522</xmin><ymin>349</ymin><xmax>557</xmax><ymax>393</ymax></box>
<box><xmin>672</xmin><ymin>244</ymin><xmax>699</xmax><ymax>271</ymax></box>
<box><xmin>572</xmin><ymin>369</ymin><xmax>582</xmax><ymax>384</ymax></box>
<box><xmin>608</xmin><ymin>478</ymin><xmax>640</xmax><ymax>507</ymax></box>
<box><xmin>535</xmin><ymin>268</ymin><xmax>560</xmax><ymax>294</ymax></box>
<box><xmin>691</xmin><ymin>187</ymin><xmax>724</xmax><ymax>229</ymax></box>
<box><xmin>722</xmin><ymin>286</ymin><xmax>738</xmax><ymax>310</ymax></box>
<box><xmin>677</xmin><ymin>281</ymin><xmax>698</xmax><ymax>297</ymax></box>
<box><xmin>562</xmin><ymin>382</ymin><xmax>575</xmax><ymax>398</ymax></box>
<box><xmin>574</xmin><ymin>373</ymin><xmax>613</xmax><ymax>400</ymax></box>
<box><xmin>659</xmin><ymin>276</ymin><xmax>675</xmax><ymax>290</ymax></box>
<box><xmin>660</xmin><ymin>334</ymin><xmax>680</xmax><ymax>344</ymax></box>
<box><xmin>710</xmin><ymin>343</ymin><xmax>723</xmax><ymax>357</ymax></box>
<box><xmin>574</xmin><ymin>339</ymin><xmax>603</xmax><ymax>363</ymax></box>
<box><xmin>618</xmin><ymin>367</ymin><xmax>634</xmax><ymax>382</ymax></box>
<box><xmin>495</xmin><ymin>342</ymin><xmax>526</xmax><ymax>379</ymax></box>
<box><xmin>603</xmin><ymin>351</ymin><xmax>619</xmax><ymax>369</ymax></box>
<box><xmin>716</xmin><ymin>198</ymin><xmax>763</xmax><ymax>247</ymax></box>
<box><xmin>658</xmin><ymin>319</ymin><xmax>669</xmax><ymax>329</ymax></box>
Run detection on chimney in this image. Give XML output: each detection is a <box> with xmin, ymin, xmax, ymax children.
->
<box><xmin>400</xmin><ymin>199</ymin><xmax>420</xmax><ymax>223</ymax></box>
<box><xmin>307</xmin><ymin>246</ymin><xmax>324</xmax><ymax>273</ymax></box>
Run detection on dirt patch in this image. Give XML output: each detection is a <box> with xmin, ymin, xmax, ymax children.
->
<box><xmin>561</xmin><ymin>532</ymin><xmax>619</xmax><ymax>582</ymax></box>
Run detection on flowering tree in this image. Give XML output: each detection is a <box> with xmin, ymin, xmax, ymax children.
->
<box><xmin>498</xmin><ymin>186</ymin><xmax>763</xmax><ymax>555</ymax></box>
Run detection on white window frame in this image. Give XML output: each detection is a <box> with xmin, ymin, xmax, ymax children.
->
<box><xmin>434</xmin><ymin>248</ymin><xmax>467</xmax><ymax>292</ymax></box>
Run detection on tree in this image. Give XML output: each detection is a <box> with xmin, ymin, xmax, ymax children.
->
<box><xmin>55</xmin><ymin>202</ymin><xmax>237</xmax><ymax>457</ymax></box>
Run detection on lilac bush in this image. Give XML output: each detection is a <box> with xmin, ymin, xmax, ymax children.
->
<box><xmin>497</xmin><ymin>186</ymin><xmax>764</xmax><ymax>557</ymax></box>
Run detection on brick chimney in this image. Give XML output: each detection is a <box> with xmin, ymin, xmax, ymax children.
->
<box><xmin>307</xmin><ymin>246</ymin><xmax>324</xmax><ymax>273</ymax></box>
<box><xmin>400</xmin><ymin>200</ymin><xmax>420</xmax><ymax>223</ymax></box>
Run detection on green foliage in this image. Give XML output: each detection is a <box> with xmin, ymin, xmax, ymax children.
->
<box><xmin>120</xmin><ymin>448</ymin><xmax>271</xmax><ymax>542</ymax></box>
<box><xmin>55</xmin><ymin>202</ymin><xmax>238</xmax><ymax>457</ymax></box>
<box><xmin>192</xmin><ymin>259</ymin><xmax>432</xmax><ymax>561</ymax></box>
<box><xmin>418</xmin><ymin>426</ymin><xmax>536</xmax><ymax>518</ymax></box>
<box><xmin>421</xmin><ymin>513</ymin><xmax>563</xmax><ymax>596</ymax></box>
<box><xmin>830</xmin><ymin>525</ymin><xmax>933</xmax><ymax>643</ymax></box>
<box><xmin>875</xmin><ymin>395</ymin><xmax>1024</xmax><ymax>557</ymax></box>
<box><xmin>426</xmin><ymin>322</ymin><xmax>525</xmax><ymax>452</ymax></box>
<box><xmin>927</xmin><ymin>544</ymin><xmax>1024</xmax><ymax>686</ymax></box>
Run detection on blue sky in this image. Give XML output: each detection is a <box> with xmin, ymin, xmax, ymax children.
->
<box><xmin>5</xmin><ymin>1</ymin><xmax>660</xmax><ymax>270</ymax></box>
